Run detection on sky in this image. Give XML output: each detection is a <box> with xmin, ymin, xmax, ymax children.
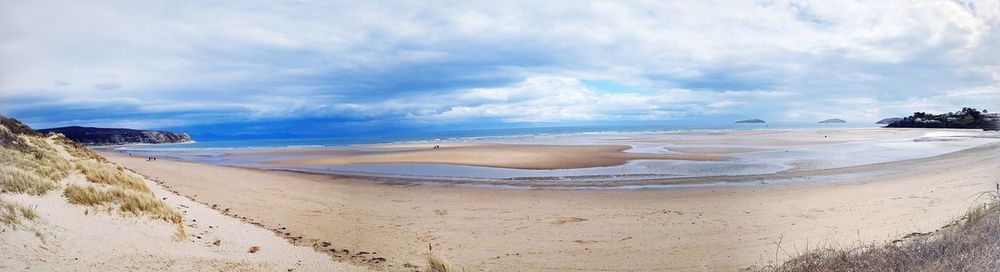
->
<box><xmin>2</xmin><ymin>0</ymin><xmax>999</xmax><ymax>138</ymax></box>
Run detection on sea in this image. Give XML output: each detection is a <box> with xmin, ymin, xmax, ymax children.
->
<box><xmin>112</xmin><ymin>122</ymin><xmax>1000</xmax><ymax>186</ymax></box>
<box><xmin>123</xmin><ymin>122</ymin><xmax>878</xmax><ymax>152</ymax></box>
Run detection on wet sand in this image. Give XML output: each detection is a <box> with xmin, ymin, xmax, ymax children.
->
<box><xmin>260</xmin><ymin>144</ymin><xmax>726</xmax><ymax>170</ymax></box>
<box><xmin>182</xmin><ymin>128</ymin><xmax>996</xmax><ymax>182</ymax></box>
<box><xmin>99</xmin><ymin>139</ymin><xmax>1000</xmax><ymax>271</ymax></box>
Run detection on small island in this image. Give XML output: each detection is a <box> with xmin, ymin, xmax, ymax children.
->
<box><xmin>818</xmin><ymin>119</ymin><xmax>847</xmax><ymax>124</ymax></box>
<box><xmin>886</xmin><ymin>107</ymin><xmax>999</xmax><ymax>130</ymax></box>
<box><xmin>37</xmin><ymin>126</ymin><xmax>193</xmax><ymax>145</ymax></box>
<box><xmin>735</xmin><ymin>119</ymin><xmax>766</xmax><ymax>124</ymax></box>
<box><xmin>876</xmin><ymin>117</ymin><xmax>902</xmax><ymax>124</ymax></box>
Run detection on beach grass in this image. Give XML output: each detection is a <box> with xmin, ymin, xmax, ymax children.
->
<box><xmin>0</xmin><ymin>198</ymin><xmax>38</xmax><ymax>225</ymax></box>
<box><xmin>0</xmin><ymin>137</ymin><xmax>74</xmax><ymax>184</ymax></box>
<box><xmin>425</xmin><ymin>253</ymin><xmax>454</xmax><ymax>272</ymax></box>
<box><xmin>2</xmin><ymin>116</ymin><xmax>185</xmax><ymax>237</ymax></box>
<box><xmin>0</xmin><ymin>165</ymin><xmax>58</xmax><ymax>195</ymax></box>
<box><xmin>751</xmin><ymin>190</ymin><xmax>1000</xmax><ymax>271</ymax></box>
<box><xmin>64</xmin><ymin>184</ymin><xmax>181</xmax><ymax>224</ymax></box>
<box><xmin>75</xmin><ymin>160</ymin><xmax>150</xmax><ymax>193</ymax></box>
<box><xmin>51</xmin><ymin>133</ymin><xmax>107</xmax><ymax>162</ymax></box>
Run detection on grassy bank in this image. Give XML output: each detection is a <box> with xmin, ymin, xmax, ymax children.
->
<box><xmin>751</xmin><ymin>191</ymin><xmax>1000</xmax><ymax>271</ymax></box>
<box><xmin>0</xmin><ymin>115</ymin><xmax>183</xmax><ymax>236</ymax></box>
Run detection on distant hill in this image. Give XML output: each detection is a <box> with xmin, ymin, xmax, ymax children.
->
<box><xmin>886</xmin><ymin>108</ymin><xmax>999</xmax><ymax>130</ymax></box>
<box><xmin>818</xmin><ymin>119</ymin><xmax>847</xmax><ymax>124</ymax></box>
<box><xmin>735</xmin><ymin>119</ymin><xmax>766</xmax><ymax>124</ymax></box>
<box><xmin>876</xmin><ymin>117</ymin><xmax>902</xmax><ymax>124</ymax></box>
<box><xmin>37</xmin><ymin>126</ymin><xmax>193</xmax><ymax>145</ymax></box>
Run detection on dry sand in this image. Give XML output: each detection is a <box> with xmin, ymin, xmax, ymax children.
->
<box><xmin>99</xmin><ymin>140</ymin><xmax>1000</xmax><ymax>271</ymax></box>
<box><xmin>1</xmin><ymin>152</ymin><xmax>363</xmax><ymax>271</ymax></box>
<box><xmin>260</xmin><ymin>144</ymin><xmax>725</xmax><ymax>169</ymax></box>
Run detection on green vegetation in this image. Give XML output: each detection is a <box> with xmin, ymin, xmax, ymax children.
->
<box><xmin>887</xmin><ymin>107</ymin><xmax>999</xmax><ymax>130</ymax></box>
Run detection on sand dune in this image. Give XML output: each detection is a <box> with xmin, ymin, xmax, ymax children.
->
<box><xmin>0</xmin><ymin>124</ymin><xmax>361</xmax><ymax>272</ymax></box>
<box><xmin>2</xmin><ymin>173</ymin><xmax>363</xmax><ymax>272</ymax></box>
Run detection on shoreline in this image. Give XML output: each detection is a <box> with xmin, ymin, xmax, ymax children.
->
<box><xmin>107</xmin><ymin>141</ymin><xmax>999</xmax><ymax>189</ymax></box>
<box><xmin>96</xmin><ymin>136</ymin><xmax>1000</xmax><ymax>270</ymax></box>
<box><xmin>110</xmin><ymin>128</ymin><xmax>999</xmax><ymax>184</ymax></box>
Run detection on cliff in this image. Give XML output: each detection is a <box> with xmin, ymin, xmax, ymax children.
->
<box><xmin>37</xmin><ymin>126</ymin><xmax>193</xmax><ymax>145</ymax></box>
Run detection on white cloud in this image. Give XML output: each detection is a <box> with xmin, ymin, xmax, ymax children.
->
<box><xmin>1</xmin><ymin>0</ymin><xmax>999</xmax><ymax>128</ymax></box>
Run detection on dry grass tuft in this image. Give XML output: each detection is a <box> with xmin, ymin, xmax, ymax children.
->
<box><xmin>51</xmin><ymin>133</ymin><xmax>106</xmax><ymax>162</ymax></box>
<box><xmin>425</xmin><ymin>253</ymin><xmax>453</xmax><ymax>272</ymax></box>
<box><xmin>0</xmin><ymin>198</ymin><xmax>38</xmax><ymax>225</ymax></box>
<box><xmin>0</xmin><ymin>165</ymin><xmax>58</xmax><ymax>195</ymax></box>
<box><xmin>749</xmin><ymin>189</ymin><xmax>1000</xmax><ymax>272</ymax></box>
<box><xmin>75</xmin><ymin>160</ymin><xmax>150</xmax><ymax>193</ymax></box>
<box><xmin>27</xmin><ymin>136</ymin><xmax>57</xmax><ymax>153</ymax></box>
<box><xmin>64</xmin><ymin>184</ymin><xmax>180</xmax><ymax>224</ymax></box>
<box><xmin>1</xmin><ymin>118</ymin><xmax>75</xmax><ymax>184</ymax></box>
<box><xmin>0</xmin><ymin>116</ymin><xmax>37</xmax><ymax>136</ymax></box>
<box><xmin>2</xmin><ymin>115</ymin><xmax>186</xmax><ymax>238</ymax></box>
<box><xmin>0</xmin><ymin>141</ymin><xmax>74</xmax><ymax>183</ymax></box>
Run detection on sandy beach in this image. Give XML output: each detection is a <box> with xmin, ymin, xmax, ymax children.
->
<box><xmin>99</xmin><ymin>128</ymin><xmax>1000</xmax><ymax>271</ymax></box>
<box><xmin>8</xmin><ymin>2</ymin><xmax>1000</xmax><ymax>270</ymax></box>
<box><xmin>0</xmin><ymin>126</ymin><xmax>363</xmax><ymax>272</ymax></box>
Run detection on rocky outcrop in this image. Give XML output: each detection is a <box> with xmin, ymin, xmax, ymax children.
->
<box><xmin>887</xmin><ymin>108</ymin><xmax>999</xmax><ymax>130</ymax></box>
<box><xmin>818</xmin><ymin>119</ymin><xmax>847</xmax><ymax>124</ymax></box>
<box><xmin>37</xmin><ymin>126</ymin><xmax>193</xmax><ymax>145</ymax></box>
<box><xmin>735</xmin><ymin>119</ymin><xmax>766</xmax><ymax>124</ymax></box>
<box><xmin>876</xmin><ymin>117</ymin><xmax>902</xmax><ymax>124</ymax></box>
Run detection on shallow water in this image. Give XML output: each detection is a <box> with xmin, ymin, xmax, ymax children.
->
<box><xmin>115</xmin><ymin>128</ymin><xmax>1000</xmax><ymax>183</ymax></box>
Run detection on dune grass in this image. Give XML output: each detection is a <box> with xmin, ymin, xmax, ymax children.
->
<box><xmin>51</xmin><ymin>133</ymin><xmax>107</xmax><ymax>162</ymax></box>
<box><xmin>64</xmin><ymin>184</ymin><xmax>181</xmax><ymax>224</ymax></box>
<box><xmin>0</xmin><ymin>138</ymin><xmax>74</xmax><ymax>183</ymax></box>
<box><xmin>0</xmin><ymin>165</ymin><xmax>58</xmax><ymax>195</ymax></box>
<box><xmin>0</xmin><ymin>198</ymin><xmax>38</xmax><ymax>225</ymax></box>
<box><xmin>75</xmin><ymin>160</ymin><xmax>150</xmax><ymax>193</ymax></box>
<box><xmin>750</xmin><ymin>190</ymin><xmax>1000</xmax><ymax>272</ymax></box>
<box><xmin>0</xmin><ymin>133</ymin><xmax>70</xmax><ymax>195</ymax></box>
<box><xmin>3</xmin><ymin>115</ymin><xmax>186</xmax><ymax>238</ymax></box>
<box><xmin>425</xmin><ymin>254</ymin><xmax>453</xmax><ymax>272</ymax></box>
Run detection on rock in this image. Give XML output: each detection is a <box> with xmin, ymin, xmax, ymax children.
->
<box><xmin>735</xmin><ymin>119</ymin><xmax>766</xmax><ymax>124</ymax></box>
<box><xmin>818</xmin><ymin>119</ymin><xmax>847</xmax><ymax>123</ymax></box>
<box><xmin>876</xmin><ymin>117</ymin><xmax>902</xmax><ymax>124</ymax></box>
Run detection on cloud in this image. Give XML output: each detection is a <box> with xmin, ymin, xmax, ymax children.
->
<box><xmin>1</xmin><ymin>0</ymin><xmax>999</xmax><ymax>131</ymax></box>
<box><xmin>93</xmin><ymin>82</ymin><xmax>121</xmax><ymax>90</ymax></box>
<box><xmin>51</xmin><ymin>80</ymin><xmax>70</xmax><ymax>87</ymax></box>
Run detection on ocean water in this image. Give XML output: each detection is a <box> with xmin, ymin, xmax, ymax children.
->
<box><xmin>124</xmin><ymin>122</ymin><xmax>877</xmax><ymax>151</ymax></box>
<box><xmin>113</xmin><ymin>123</ymin><xmax>1000</xmax><ymax>185</ymax></box>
